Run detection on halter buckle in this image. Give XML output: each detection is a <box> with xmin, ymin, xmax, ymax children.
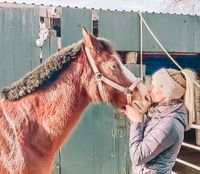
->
<box><xmin>95</xmin><ymin>72</ymin><xmax>103</xmax><ymax>81</ymax></box>
<box><xmin>126</xmin><ymin>93</ymin><xmax>132</xmax><ymax>105</ymax></box>
<box><xmin>124</xmin><ymin>87</ymin><xmax>132</xmax><ymax>95</ymax></box>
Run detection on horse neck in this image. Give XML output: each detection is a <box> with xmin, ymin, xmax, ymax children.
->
<box><xmin>2</xmin><ymin>53</ymin><xmax>90</xmax><ymax>155</ymax></box>
<box><xmin>34</xmin><ymin>55</ymin><xmax>90</xmax><ymax>146</ymax></box>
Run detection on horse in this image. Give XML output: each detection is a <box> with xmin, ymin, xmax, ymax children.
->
<box><xmin>0</xmin><ymin>28</ymin><xmax>148</xmax><ymax>174</ymax></box>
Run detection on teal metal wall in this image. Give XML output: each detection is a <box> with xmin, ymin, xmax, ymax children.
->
<box><xmin>99</xmin><ymin>10</ymin><xmax>200</xmax><ymax>52</ymax></box>
<box><xmin>61</xmin><ymin>7</ymin><xmax>92</xmax><ymax>47</ymax></box>
<box><xmin>0</xmin><ymin>7</ymin><xmax>58</xmax><ymax>89</ymax></box>
<box><xmin>42</xmin><ymin>37</ymin><xmax>58</xmax><ymax>61</ymax></box>
<box><xmin>1</xmin><ymin>7</ymin><xmax>200</xmax><ymax>90</ymax></box>
<box><xmin>99</xmin><ymin>10</ymin><xmax>140</xmax><ymax>51</ymax></box>
<box><xmin>0</xmin><ymin>7</ymin><xmax>40</xmax><ymax>89</ymax></box>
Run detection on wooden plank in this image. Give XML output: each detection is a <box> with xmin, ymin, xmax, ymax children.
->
<box><xmin>13</xmin><ymin>8</ymin><xmax>31</xmax><ymax>81</ymax></box>
<box><xmin>92</xmin><ymin>104</ymin><xmax>118</xmax><ymax>174</ymax></box>
<box><xmin>39</xmin><ymin>6</ymin><xmax>62</xmax><ymax>18</ymax></box>
<box><xmin>42</xmin><ymin>37</ymin><xmax>58</xmax><ymax>61</ymax></box>
<box><xmin>22</xmin><ymin>8</ymin><xmax>40</xmax><ymax>69</ymax></box>
<box><xmin>195</xmin><ymin>80</ymin><xmax>200</xmax><ymax>145</ymax></box>
<box><xmin>53</xmin><ymin>151</ymin><xmax>61</xmax><ymax>174</ymax></box>
<box><xmin>116</xmin><ymin>115</ymin><xmax>129</xmax><ymax>174</ymax></box>
<box><xmin>0</xmin><ymin>8</ymin><xmax>15</xmax><ymax>88</ymax></box>
<box><xmin>60</xmin><ymin>105</ymin><xmax>94</xmax><ymax>174</ymax></box>
<box><xmin>0</xmin><ymin>8</ymin><xmax>6</xmax><ymax>88</ymax></box>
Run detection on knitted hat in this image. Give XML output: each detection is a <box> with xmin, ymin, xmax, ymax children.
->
<box><xmin>152</xmin><ymin>68</ymin><xmax>185</xmax><ymax>100</ymax></box>
<box><xmin>152</xmin><ymin>68</ymin><xmax>197</xmax><ymax>128</ymax></box>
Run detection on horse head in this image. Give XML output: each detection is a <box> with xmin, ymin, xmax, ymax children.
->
<box><xmin>81</xmin><ymin>28</ymin><xmax>149</xmax><ymax>110</ymax></box>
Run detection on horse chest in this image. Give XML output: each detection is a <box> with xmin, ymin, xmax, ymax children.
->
<box><xmin>0</xmin><ymin>111</ymin><xmax>25</xmax><ymax>173</ymax></box>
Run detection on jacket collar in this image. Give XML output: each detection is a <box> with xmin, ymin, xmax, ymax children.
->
<box><xmin>147</xmin><ymin>100</ymin><xmax>184</xmax><ymax>118</ymax></box>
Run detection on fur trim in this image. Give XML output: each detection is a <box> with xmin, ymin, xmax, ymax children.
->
<box><xmin>0</xmin><ymin>40</ymin><xmax>83</xmax><ymax>100</ymax></box>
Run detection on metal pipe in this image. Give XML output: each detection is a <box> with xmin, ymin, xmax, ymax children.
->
<box><xmin>176</xmin><ymin>158</ymin><xmax>200</xmax><ymax>171</ymax></box>
<box><xmin>182</xmin><ymin>142</ymin><xmax>200</xmax><ymax>151</ymax></box>
<box><xmin>191</xmin><ymin>124</ymin><xmax>200</xmax><ymax>130</ymax></box>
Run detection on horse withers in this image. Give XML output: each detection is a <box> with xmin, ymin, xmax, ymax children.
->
<box><xmin>0</xmin><ymin>28</ymin><xmax>147</xmax><ymax>174</ymax></box>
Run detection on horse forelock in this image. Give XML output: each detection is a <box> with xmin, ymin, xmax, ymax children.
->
<box><xmin>0</xmin><ymin>40</ymin><xmax>84</xmax><ymax>101</ymax></box>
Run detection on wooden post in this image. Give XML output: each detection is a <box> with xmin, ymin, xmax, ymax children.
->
<box><xmin>125</xmin><ymin>52</ymin><xmax>138</xmax><ymax>64</ymax></box>
<box><xmin>195</xmin><ymin>80</ymin><xmax>200</xmax><ymax>145</ymax></box>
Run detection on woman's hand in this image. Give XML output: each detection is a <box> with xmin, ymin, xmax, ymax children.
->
<box><xmin>123</xmin><ymin>105</ymin><xmax>143</xmax><ymax>123</ymax></box>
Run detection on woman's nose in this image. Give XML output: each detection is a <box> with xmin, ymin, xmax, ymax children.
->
<box><xmin>147</xmin><ymin>84</ymin><xmax>153</xmax><ymax>92</ymax></box>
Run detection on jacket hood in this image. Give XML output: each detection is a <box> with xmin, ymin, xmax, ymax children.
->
<box><xmin>174</xmin><ymin>103</ymin><xmax>189</xmax><ymax>131</ymax></box>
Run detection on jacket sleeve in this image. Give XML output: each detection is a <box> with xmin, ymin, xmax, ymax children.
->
<box><xmin>129</xmin><ymin>115</ymin><xmax>179</xmax><ymax>166</ymax></box>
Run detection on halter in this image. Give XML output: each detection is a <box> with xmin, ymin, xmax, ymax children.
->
<box><xmin>85</xmin><ymin>47</ymin><xmax>146</xmax><ymax>105</ymax></box>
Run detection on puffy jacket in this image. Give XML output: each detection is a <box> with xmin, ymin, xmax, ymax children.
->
<box><xmin>129</xmin><ymin>100</ymin><xmax>188</xmax><ymax>174</ymax></box>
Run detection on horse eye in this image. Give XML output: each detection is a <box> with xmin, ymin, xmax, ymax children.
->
<box><xmin>112</xmin><ymin>64</ymin><xmax>118</xmax><ymax>69</ymax></box>
<box><xmin>111</xmin><ymin>63</ymin><xmax>119</xmax><ymax>70</ymax></box>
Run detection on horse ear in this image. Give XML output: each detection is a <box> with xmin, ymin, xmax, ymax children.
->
<box><xmin>82</xmin><ymin>27</ymin><xmax>103</xmax><ymax>56</ymax></box>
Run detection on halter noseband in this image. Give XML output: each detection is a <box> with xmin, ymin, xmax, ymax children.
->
<box><xmin>85</xmin><ymin>47</ymin><xmax>145</xmax><ymax>105</ymax></box>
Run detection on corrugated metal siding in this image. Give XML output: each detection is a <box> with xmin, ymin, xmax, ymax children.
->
<box><xmin>99</xmin><ymin>10</ymin><xmax>200</xmax><ymax>52</ymax></box>
<box><xmin>0</xmin><ymin>7</ymin><xmax>40</xmax><ymax>89</ymax></box>
<box><xmin>99</xmin><ymin>10</ymin><xmax>140</xmax><ymax>51</ymax></box>
<box><xmin>141</xmin><ymin>13</ymin><xmax>199</xmax><ymax>52</ymax></box>
<box><xmin>61</xmin><ymin>7</ymin><xmax>92</xmax><ymax>47</ymax></box>
<box><xmin>42</xmin><ymin>37</ymin><xmax>58</xmax><ymax>61</ymax></box>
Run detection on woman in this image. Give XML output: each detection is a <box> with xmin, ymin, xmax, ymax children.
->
<box><xmin>124</xmin><ymin>68</ymin><xmax>197</xmax><ymax>174</ymax></box>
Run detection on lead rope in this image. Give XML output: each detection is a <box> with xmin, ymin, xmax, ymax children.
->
<box><xmin>138</xmin><ymin>11</ymin><xmax>200</xmax><ymax>89</ymax></box>
<box><xmin>140</xmin><ymin>11</ymin><xmax>144</xmax><ymax>81</ymax></box>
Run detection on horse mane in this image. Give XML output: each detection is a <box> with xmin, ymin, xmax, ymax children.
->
<box><xmin>0</xmin><ymin>38</ymin><xmax>115</xmax><ymax>101</ymax></box>
<box><xmin>0</xmin><ymin>40</ymin><xmax>83</xmax><ymax>100</ymax></box>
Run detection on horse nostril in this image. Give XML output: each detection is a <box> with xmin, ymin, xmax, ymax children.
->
<box><xmin>121</xmin><ymin>106</ymin><xmax>126</xmax><ymax>110</ymax></box>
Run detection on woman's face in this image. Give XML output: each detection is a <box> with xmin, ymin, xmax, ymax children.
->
<box><xmin>148</xmin><ymin>80</ymin><xmax>166</xmax><ymax>104</ymax></box>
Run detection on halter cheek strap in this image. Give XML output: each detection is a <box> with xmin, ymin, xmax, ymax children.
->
<box><xmin>85</xmin><ymin>47</ymin><xmax>145</xmax><ymax>104</ymax></box>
